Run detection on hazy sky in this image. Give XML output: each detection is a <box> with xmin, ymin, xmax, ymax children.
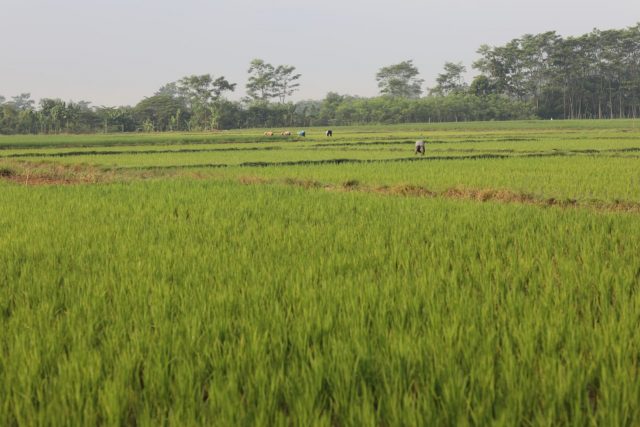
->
<box><xmin>1</xmin><ymin>0</ymin><xmax>638</xmax><ymax>106</ymax></box>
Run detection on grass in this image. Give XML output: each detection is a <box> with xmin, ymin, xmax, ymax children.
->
<box><xmin>202</xmin><ymin>156</ymin><xmax>640</xmax><ymax>203</ymax></box>
<box><xmin>0</xmin><ymin>120</ymin><xmax>639</xmax><ymax>425</ymax></box>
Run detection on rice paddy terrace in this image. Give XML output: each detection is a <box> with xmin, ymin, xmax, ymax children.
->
<box><xmin>1</xmin><ymin>120</ymin><xmax>639</xmax><ymax>425</ymax></box>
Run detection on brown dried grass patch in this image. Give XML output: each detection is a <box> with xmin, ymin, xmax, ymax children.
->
<box><xmin>0</xmin><ymin>160</ymin><xmax>107</xmax><ymax>186</ymax></box>
<box><xmin>239</xmin><ymin>175</ymin><xmax>270</xmax><ymax>185</ymax></box>
<box><xmin>283</xmin><ymin>178</ymin><xmax>323</xmax><ymax>188</ymax></box>
<box><xmin>443</xmin><ymin>187</ymin><xmax>537</xmax><ymax>204</ymax></box>
<box><xmin>379</xmin><ymin>184</ymin><xmax>437</xmax><ymax>197</ymax></box>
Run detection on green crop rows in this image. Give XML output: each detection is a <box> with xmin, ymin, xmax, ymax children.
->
<box><xmin>1</xmin><ymin>120</ymin><xmax>639</xmax><ymax>425</ymax></box>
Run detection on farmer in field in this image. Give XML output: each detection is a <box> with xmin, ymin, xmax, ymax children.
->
<box><xmin>415</xmin><ymin>139</ymin><xmax>425</xmax><ymax>155</ymax></box>
<box><xmin>326</xmin><ymin>129</ymin><xmax>333</xmax><ymax>137</ymax></box>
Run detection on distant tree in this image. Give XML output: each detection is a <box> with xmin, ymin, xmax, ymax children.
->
<box><xmin>209</xmin><ymin>99</ymin><xmax>242</xmax><ymax>130</ymax></box>
<box><xmin>273</xmin><ymin>65</ymin><xmax>301</xmax><ymax>103</ymax></box>
<box><xmin>318</xmin><ymin>92</ymin><xmax>346</xmax><ymax>124</ymax></box>
<box><xmin>95</xmin><ymin>106</ymin><xmax>136</xmax><ymax>133</ymax></box>
<box><xmin>245</xmin><ymin>59</ymin><xmax>303</xmax><ymax>104</ymax></box>
<box><xmin>142</xmin><ymin>119</ymin><xmax>154</xmax><ymax>132</ymax></box>
<box><xmin>469</xmin><ymin>75</ymin><xmax>497</xmax><ymax>96</ymax></box>
<box><xmin>72</xmin><ymin>100</ymin><xmax>99</xmax><ymax>132</ymax></box>
<box><xmin>176</xmin><ymin>74</ymin><xmax>236</xmax><ymax>130</ymax></box>
<box><xmin>17</xmin><ymin>109</ymin><xmax>38</xmax><ymax>134</ymax></box>
<box><xmin>430</xmin><ymin>62</ymin><xmax>468</xmax><ymax>96</ymax></box>
<box><xmin>155</xmin><ymin>82</ymin><xmax>182</xmax><ymax>98</ymax></box>
<box><xmin>246</xmin><ymin>59</ymin><xmax>276</xmax><ymax>102</ymax></box>
<box><xmin>376</xmin><ymin>60</ymin><xmax>424</xmax><ymax>98</ymax></box>
<box><xmin>178</xmin><ymin>74</ymin><xmax>235</xmax><ymax>107</ymax></box>
<box><xmin>9</xmin><ymin>93</ymin><xmax>35</xmax><ymax>111</ymax></box>
<box><xmin>95</xmin><ymin>107</ymin><xmax>119</xmax><ymax>133</ymax></box>
<box><xmin>211</xmin><ymin>76</ymin><xmax>236</xmax><ymax>99</ymax></box>
<box><xmin>0</xmin><ymin>103</ymin><xmax>19</xmax><ymax>134</ymax></box>
<box><xmin>135</xmin><ymin>95</ymin><xmax>189</xmax><ymax>131</ymax></box>
<box><xmin>294</xmin><ymin>100</ymin><xmax>322</xmax><ymax>126</ymax></box>
<box><xmin>0</xmin><ymin>95</ymin><xmax>5</xmax><ymax>105</ymax></box>
<box><xmin>38</xmin><ymin>99</ymin><xmax>61</xmax><ymax>133</ymax></box>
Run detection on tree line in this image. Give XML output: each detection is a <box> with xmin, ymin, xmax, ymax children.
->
<box><xmin>472</xmin><ymin>24</ymin><xmax>640</xmax><ymax>119</ymax></box>
<box><xmin>1</xmin><ymin>23</ymin><xmax>638</xmax><ymax>134</ymax></box>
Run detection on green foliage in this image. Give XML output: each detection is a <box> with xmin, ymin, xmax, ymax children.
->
<box><xmin>134</xmin><ymin>95</ymin><xmax>188</xmax><ymax>132</ymax></box>
<box><xmin>1</xmin><ymin>179</ymin><xmax>639</xmax><ymax>425</ymax></box>
<box><xmin>430</xmin><ymin>61</ymin><xmax>468</xmax><ymax>96</ymax></box>
<box><xmin>0</xmin><ymin>95</ymin><xmax>101</xmax><ymax>135</ymax></box>
<box><xmin>9</xmin><ymin>93</ymin><xmax>35</xmax><ymax>111</ymax></box>
<box><xmin>469</xmin><ymin>75</ymin><xmax>497</xmax><ymax>97</ymax></box>
<box><xmin>315</xmin><ymin>94</ymin><xmax>534</xmax><ymax>125</ymax></box>
<box><xmin>246</xmin><ymin>59</ymin><xmax>301</xmax><ymax>104</ymax></box>
<box><xmin>274</xmin><ymin>65</ymin><xmax>301</xmax><ymax>103</ymax></box>
<box><xmin>1</xmin><ymin>121</ymin><xmax>640</xmax><ymax>424</ymax></box>
<box><xmin>473</xmin><ymin>24</ymin><xmax>640</xmax><ymax>119</ymax></box>
<box><xmin>246</xmin><ymin>58</ymin><xmax>277</xmax><ymax>102</ymax></box>
<box><xmin>176</xmin><ymin>74</ymin><xmax>237</xmax><ymax>130</ymax></box>
<box><xmin>0</xmin><ymin>93</ymin><xmax>534</xmax><ymax>134</ymax></box>
<box><xmin>376</xmin><ymin>59</ymin><xmax>424</xmax><ymax>98</ymax></box>
<box><xmin>95</xmin><ymin>106</ymin><xmax>136</xmax><ymax>133</ymax></box>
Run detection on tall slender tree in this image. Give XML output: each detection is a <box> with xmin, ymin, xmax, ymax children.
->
<box><xmin>246</xmin><ymin>59</ymin><xmax>276</xmax><ymax>102</ymax></box>
<box><xmin>273</xmin><ymin>65</ymin><xmax>301</xmax><ymax>103</ymax></box>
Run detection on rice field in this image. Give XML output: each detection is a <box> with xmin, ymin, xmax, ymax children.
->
<box><xmin>1</xmin><ymin>120</ymin><xmax>639</xmax><ymax>425</ymax></box>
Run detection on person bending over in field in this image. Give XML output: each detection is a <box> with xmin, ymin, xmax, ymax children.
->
<box><xmin>415</xmin><ymin>139</ymin><xmax>425</xmax><ymax>155</ymax></box>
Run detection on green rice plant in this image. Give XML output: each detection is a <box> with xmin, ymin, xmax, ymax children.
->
<box><xmin>0</xmin><ymin>180</ymin><xmax>639</xmax><ymax>425</ymax></box>
<box><xmin>1</xmin><ymin>119</ymin><xmax>640</xmax><ymax>425</ymax></box>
